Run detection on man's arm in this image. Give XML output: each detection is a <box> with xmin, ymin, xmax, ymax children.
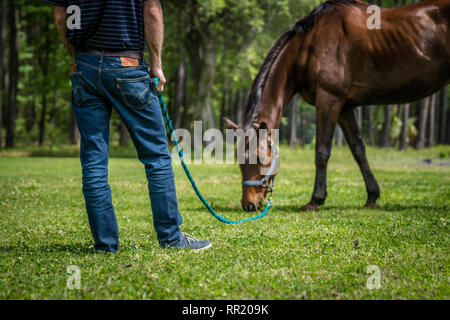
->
<box><xmin>144</xmin><ymin>0</ymin><xmax>166</xmax><ymax>92</ymax></box>
<box><xmin>53</xmin><ymin>6</ymin><xmax>76</xmax><ymax>60</ymax></box>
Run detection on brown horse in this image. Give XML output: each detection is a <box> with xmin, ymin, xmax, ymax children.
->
<box><xmin>224</xmin><ymin>0</ymin><xmax>450</xmax><ymax>212</ymax></box>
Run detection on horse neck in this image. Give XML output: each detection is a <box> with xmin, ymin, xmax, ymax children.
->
<box><xmin>252</xmin><ymin>35</ymin><xmax>300</xmax><ymax>131</ymax></box>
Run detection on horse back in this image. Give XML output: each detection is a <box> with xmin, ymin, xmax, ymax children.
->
<box><xmin>303</xmin><ymin>0</ymin><xmax>450</xmax><ymax>106</ymax></box>
<box><xmin>351</xmin><ymin>0</ymin><xmax>450</xmax><ymax>105</ymax></box>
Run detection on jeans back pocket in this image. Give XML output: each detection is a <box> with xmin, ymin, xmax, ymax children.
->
<box><xmin>70</xmin><ymin>72</ymin><xmax>87</xmax><ymax>106</ymax></box>
<box><xmin>117</xmin><ymin>74</ymin><xmax>154</xmax><ymax>110</ymax></box>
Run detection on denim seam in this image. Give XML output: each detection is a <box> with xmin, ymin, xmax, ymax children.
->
<box><xmin>70</xmin><ymin>72</ymin><xmax>87</xmax><ymax>106</ymax></box>
<box><xmin>76</xmin><ymin>60</ymin><xmax>100</xmax><ymax>71</ymax></box>
<box><xmin>103</xmin><ymin>67</ymin><xmax>146</xmax><ymax>72</ymax></box>
<box><xmin>116</xmin><ymin>74</ymin><xmax>150</xmax><ymax>82</ymax></box>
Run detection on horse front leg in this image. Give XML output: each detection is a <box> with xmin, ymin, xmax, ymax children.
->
<box><xmin>338</xmin><ymin>107</ymin><xmax>380</xmax><ymax>208</ymax></box>
<box><xmin>301</xmin><ymin>90</ymin><xmax>343</xmax><ymax>212</ymax></box>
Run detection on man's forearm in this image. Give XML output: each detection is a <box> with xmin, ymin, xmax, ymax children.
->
<box><xmin>144</xmin><ymin>0</ymin><xmax>164</xmax><ymax>69</ymax></box>
<box><xmin>53</xmin><ymin>6</ymin><xmax>76</xmax><ymax>60</ymax></box>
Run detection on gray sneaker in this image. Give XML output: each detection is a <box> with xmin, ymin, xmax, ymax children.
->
<box><xmin>162</xmin><ymin>232</ymin><xmax>212</xmax><ymax>251</ymax></box>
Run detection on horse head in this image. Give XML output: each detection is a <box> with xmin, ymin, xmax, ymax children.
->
<box><xmin>223</xmin><ymin>117</ymin><xmax>279</xmax><ymax>212</ymax></box>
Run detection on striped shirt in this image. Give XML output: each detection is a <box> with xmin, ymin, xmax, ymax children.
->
<box><xmin>42</xmin><ymin>0</ymin><xmax>148</xmax><ymax>51</ymax></box>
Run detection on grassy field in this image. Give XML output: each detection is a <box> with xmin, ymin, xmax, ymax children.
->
<box><xmin>0</xmin><ymin>146</ymin><xmax>449</xmax><ymax>299</ymax></box>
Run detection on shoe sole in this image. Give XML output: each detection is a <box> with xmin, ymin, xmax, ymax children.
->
<box><xmin>194</xmin><ymin>243</ymin><xmax>212</xmax><ymax>251</ymax></box>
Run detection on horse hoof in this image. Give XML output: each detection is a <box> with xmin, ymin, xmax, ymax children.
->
<box><xmin>364</xmin><ymin>202</ymin><xmax>379</xmax><ymax>209</ymax></box>
<box><xmin>300</xmin><ymin>203</ymin><xmax>318</xmax><ymax>212</ymax></box>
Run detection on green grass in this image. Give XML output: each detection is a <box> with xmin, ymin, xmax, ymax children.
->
<box><xmin>0</xmin><ymin>146</ymin><xmax>449</xmax><ymax>299</ymax></box>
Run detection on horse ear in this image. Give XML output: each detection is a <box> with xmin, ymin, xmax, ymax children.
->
<box><xmin>223</xmin><ymin>117</ymin><xmax>239</xmax><ymax>130</ymax></box>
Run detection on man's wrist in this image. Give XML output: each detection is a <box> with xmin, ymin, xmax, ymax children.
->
<box><xmin>149</xmin><ymin>57</ymin><xmax>162</xmax><ymax>70</ymax></box>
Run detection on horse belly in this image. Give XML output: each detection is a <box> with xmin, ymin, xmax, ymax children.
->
<box><xmin>349</xmin><ymin>43</ymin><xmax>449</xmax><ymax>105</ymax></box>
<box><xmin>350</xmin><ymin>66</ymin><xmax>449</xmax><ymax>106</ymax></box>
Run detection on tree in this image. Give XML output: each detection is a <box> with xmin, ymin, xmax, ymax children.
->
<box><xmin>362</xmin><ymin>105</ymin><xmax>375</xmax><ymax>146</ymax></box>
<box><xmin>379</xmin><ymin>105</ymin><xmax>393</xmax><ymax>147</ymax></box>
<box><xmin>5</xmin><ymin>0</ymin><xmax>18</xmax><ymax>148</ymax></box>
<box><xmin>0</xmin><ymin>0</ymin><xmax>446</xmax><ymax>150</ymax></box>
<box><xmin>173</xmin><ymin>58</ymin><xmax>188</xmax><ymax>129</ymax></box>
<box><xmin>169</xmin><ymin>0</ymin><xmax>270</xmax><ymax>129</ymax></box>
<box><xmin>426</xmin><ymin>93</ymin><xmax>437</xmax><ymax>147</ymax></box>
<box><xmin>0</xmin><ymin>0</ymin><xmax>7</xmax><ymax>149</ymax></box>
<box><xmin>415</xmin><ymin>97</ymin><xmax>429</xmax><ymax>150</ymax></box>
<box><xmin>437</xmin><ymin>87</ymin><xmax>448</xmax><ymax>144</ymax></box>
<box><xmin>399</xmin><ymin>103</ymin><xmax>410</xmax><ymax>150</ymax></box>
<box><xmin>118</xmin><ymin>121</ymin><xmax>130</xmax><ymax>147</ymax></box>
<box><xmin>446</xmin><ymin>99</ymin><xmax>450</xmax><ymax>144</ymax></box>
<box><xmin>288</xmin><ymin>94</ymin><xmax>300</xmax><ymax>147</ymax></box>
<box><xmin>335</xmin><ymin>125</ymin><xmax>344</xmax><ymax>147</ymax></box>
<box><xmin>68</xmin><ymin>109</ymin><xmax>80</xmax><ymax>145</ymax></box>
<box><xmin>38</xmin><ymin>16</ymin><xmax>51</xmax><ymax>146</ymax></box>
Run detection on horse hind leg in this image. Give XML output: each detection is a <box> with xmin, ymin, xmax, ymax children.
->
<box><xmin>338</xmin><ymin>107</ymin><xmax>380</xmax><ymax>208</ymax></box>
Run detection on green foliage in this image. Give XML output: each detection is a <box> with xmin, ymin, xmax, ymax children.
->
<box><xmin>4</xmin><ymin>0</ymin><xmax>449</xmax><ymax>148</ymax></box>
<box><xmin>437</xmin><ymin>145</ymin><xmax>450</xmax><ymax>159</ymax></box>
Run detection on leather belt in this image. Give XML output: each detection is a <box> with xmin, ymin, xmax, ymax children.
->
<box><xmin>76</xmin><ymin>48</ymin><xmax>143</xmax><ymax>59</ymax></box>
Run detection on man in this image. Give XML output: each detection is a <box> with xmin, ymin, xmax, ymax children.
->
<box><xmin>42</xmin><ymin>0</ymin><xmax>211</xmax><ymax>252</ymax></box>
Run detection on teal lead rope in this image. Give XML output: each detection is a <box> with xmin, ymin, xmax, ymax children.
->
<box><xmin>153</xmin><ymin>78</ymin><xmax>272</xmax><ymax>224</ymax></box>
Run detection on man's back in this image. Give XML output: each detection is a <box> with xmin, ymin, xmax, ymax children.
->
<box><xmin>44</xmin><ymin>0</ymin><xmax>146</xmax><ymax>50</ymax></box>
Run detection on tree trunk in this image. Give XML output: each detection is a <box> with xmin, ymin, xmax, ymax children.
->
<box><xmin>0</xmin><ymin>0</ymin><xmax>7</xmax><ymax>149</ymax></box>
<box><xmin>50</xmin><ymin>89</ymin><xmax>57</xmax><ymax>126</ymax></box>
<box><xmin>25</xmin><ymin>97</ymin><xmax>36</xmax><ymax>132</ymax></box>
<box><xmin>288</xmin><ymin>94</ymin><xmax>299</xmax><ymax>147</ymax></box>
<box><xmin>118</xmin><ymin>121</ymin><xmax>130</xmax><ymax>147</ymax></box>
<box><xmin>38</xmin><ymin>19</ymin><xmax>50</xmax><ymax>146</ymax></box>
<box><xmin>379</xmin><ymin>105</ymin><xmax>393</xmax><ymax>148</ymax></box>
<box><xmin>174</xmin><ymin>58</ymin><xmax>187</xmax><ymax>129</ymax></box>
<box><xmin>39</xmin><ymin>94</ymin><xmax>47</xmax><ymax>146</ymax></box>
<box><xmin>356</xmin><ymin>106</ymin><xmax>363</xmax><ymax>131</ymax></box>
<box><xmin>426</xmin><ymin>93</ymin><xmax>437</xmax><ymax>147</ymax></box>
<box><xmin>446</xmin><ymin>103</ymin><xmax>450</xmax><ymax>144</ymax></box>
<box><xmin>237</xmin><ymin>87</ymin><xmax>248</xmax><ymax>128</ymax></box>
<box><xmin>367</xmin><ymin>105</ymin><xmax>375</xmax><ymax>145</ymax></box>
<box><xmin>190</xmin><ymin>27</ymin><xmax>216</xmax><ymax>129</ymax></box>
<box><xmin>438</xmin><ymin>87</ymin><xmax>447</xmax><ymax>144</ymax></box>
<box><xmin>220</xmin><ymin>88</ymin><xmax>227</xmax><ymax>133</ymax></box>
<box><xmin>68</xmin><ymin>108</ymin><xmax>80</xmax><ymax>145</ymax></box>
<box><xmin>415</xmin><ymin>97</ymin><xmax>429</xmax><ymax>150</ymax></box>
<box><xmin>335</xmin><ymin>125</ymin><xmax>344</xmax><ymax>147</ymax></box>
<box><xmin>299</xmin><ymin>104</ymin><xmax>305</xmax><ymax>146</ymax></box>
<box><xmin>399</xmin><ymin>103</ymin><xmax>410</xmax><ymax>150</ymax></box>
<box><xmin>5</xmin><ymin>0</ymin><xmax>18</xmax><ymax>148</ymax></box>
<box><xmin>181</xmin><ymin>84</ymin><xmax>190</xmax><ymax>130</ymax></box>
<box><xmin>231</xmin><ymin>90</ymin><xmax>240</xmax><ymax>124</ymax></box>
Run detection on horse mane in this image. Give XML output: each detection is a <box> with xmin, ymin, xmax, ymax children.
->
<box><xmin>244</xmin><ymin>30</ymin><xmax>297</xmax><ymax>128</ymax></box>
<box><xmin>293</xmin><ymin>0</ymin><xmax>359</xmax><ymax>34</ymax></box>
<box><xmin>244</xmin><ymin>0</ymin><xmax>359</xmax><ymax>128</ymax></box>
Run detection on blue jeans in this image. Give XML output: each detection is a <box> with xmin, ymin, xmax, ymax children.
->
<box><xmin>70</xmin><ymin>52</ymin><xmax>182</xmax><ymax>252</ymax></box>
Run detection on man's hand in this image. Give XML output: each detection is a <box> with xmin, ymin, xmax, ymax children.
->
<box><xmin>151</xmin><ymin>66</ymin><xmax>166</xmax><ymax>92</ymax></box>
<box><xmin>144</xmin><ymin>0</ymin><xmax>165</xmax><ymax>92</ymax></box>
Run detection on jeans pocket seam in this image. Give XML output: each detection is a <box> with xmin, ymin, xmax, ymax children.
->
<box><xmin>70</xmin><ymin>72</ymin><xmax>87</xmax><ymax>106</ymax></box>
<box><xmin>117</xmin><ymin>76</ymin><xmax>153</xmax><ymax>110</ymax></box>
